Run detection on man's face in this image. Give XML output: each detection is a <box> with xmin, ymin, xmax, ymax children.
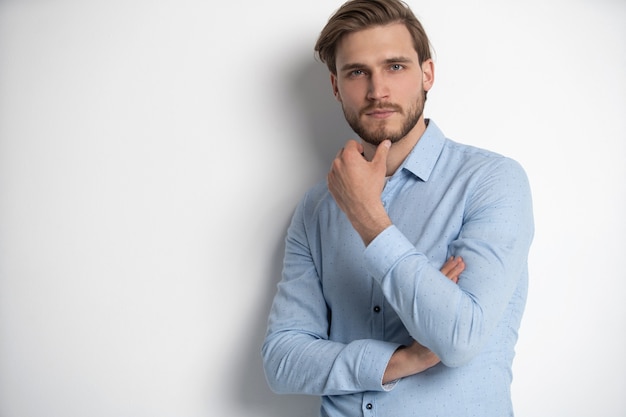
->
<box><xmin>331</xmin><ymin>23</ymin><xmax>433</xmax><ymax>146</ymax></box>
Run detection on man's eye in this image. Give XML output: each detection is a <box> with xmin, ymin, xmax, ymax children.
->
<box><xmin>390</xmin><ymin>64</ymin><xmax>404</xmax><ymax>71</ymax></box>
<box><xmin>350</xmin><ymin>69</ymin><xmax>364</xmax><ymax>76</ymax></box>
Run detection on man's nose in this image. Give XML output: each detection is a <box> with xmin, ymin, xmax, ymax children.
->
<box><xmin>367</xmin><ymin>72</ymin><xmax>390</xmax><ymax>100</ymax></box>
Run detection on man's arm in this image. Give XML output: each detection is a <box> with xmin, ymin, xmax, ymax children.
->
<box><xmin>329</xmin><ymin>140</ymin><xmax>534</xmax><ymax>367</ymax></box>
<box><xmin>262</xmin><ymin>192</ymin><xmax>466</xmax><ymax>395</ymax></box>
<box><xmin>382</xmin><ymin>255</ymin><xmax>464</xmax><ymax>384</ymax></box>
<box><xmin>262</xmin><ymin>193</ymin><xmax>398</xmax><ymax>396</ymax></box>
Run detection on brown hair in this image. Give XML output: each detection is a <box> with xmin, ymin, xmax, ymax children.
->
<box><xmin>314</xmin><ymin>0</ymin><xmax>432</xmax><ymax>74</ymax></box>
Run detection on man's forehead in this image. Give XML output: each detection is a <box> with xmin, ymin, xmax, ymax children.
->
<box><xmin>335</xmin><ymin>23</ymin><xmax>418</xmax><ymax>66</ymax></box>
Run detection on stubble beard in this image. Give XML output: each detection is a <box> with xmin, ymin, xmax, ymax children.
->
<box><xmin>343</xmin><ymin>90</ymin><xmax>425</xmax><ymax>146</ymax></box>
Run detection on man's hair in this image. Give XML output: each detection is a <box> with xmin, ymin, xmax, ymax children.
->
<box><xmin>314</xmin><ymin>0</ymin><xmax>433</xmax><ymax>75</ymax></box>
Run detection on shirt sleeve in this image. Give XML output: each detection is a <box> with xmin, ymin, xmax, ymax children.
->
<box><xmin>262</xmin><ymin>195</ymin><xmax>400</xmax><ymax>395</ymax></box>
<box><xmin>364</xmin><ymin>157</ymin><xmax>534</xmax><ymax>367</ymax></box>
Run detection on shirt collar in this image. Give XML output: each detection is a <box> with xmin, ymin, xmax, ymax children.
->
<box><xmin>398</xmin><ymin>119</ymin><xmax>445</xmax><ymax>182</ymax></box>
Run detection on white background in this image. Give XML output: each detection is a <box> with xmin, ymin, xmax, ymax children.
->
<box><xmin>1</xmin><ymin>0</ymin><xmax>625</xmax><ymax>416</ymax></box>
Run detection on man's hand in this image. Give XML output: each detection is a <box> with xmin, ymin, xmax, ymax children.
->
<box><xmin>382</xmin><ymin>256</ymin><xmax>465</xmax><ymax>384</ymax></box>
<box><xmin>327</xmin><ymin>140</ymin><xmax>392</xmax><ymax>246</ymax></box>
<box><xmin>440</xmin><ymin>256</ymin><xmax>465</xmax><ymax>284</ymax></box>
<box><xmin>383</xmin><ymin>339</ymin><xmax>440</xmax><ymax>384</ymax></box>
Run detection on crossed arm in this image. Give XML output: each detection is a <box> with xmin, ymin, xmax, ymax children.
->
<box><xmin>327</xmin><ymin>139</ymin><xmax>473</xmax><ymax>384</ymax></box>
<box><xmin>264</xmin><ymin>138</ymin><xmax>532</xmax><ymax>394</ymax></box>
<box><xmin>328</xmin><ymin>139</ymin><xmax>472</xmax><ymax>382</ymax></box>
<box><xmin>382</xmin><ymin>255</ymin><xmax>464</xmax><ymax>384</ymax></box>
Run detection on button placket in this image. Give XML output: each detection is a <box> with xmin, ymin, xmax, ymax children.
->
<box><xmin>362</xmin><ymin>396</ymin><xmax>376</xmax><ymax>415</ymax></box>
<box><xmin>370</xmin><ymin>286</ymin><xmax>385</xmax><ymax>339</ymax></box>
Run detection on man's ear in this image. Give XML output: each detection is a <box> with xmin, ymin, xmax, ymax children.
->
<box><xmin>421</xmin><ymin>59</ymin><xmax>435</xmax><ymax>92</ymax></box>
<box><xmin>330</xmin><ymin>73</ymin><xmax>341</xmax><ymax>102</ymax></box>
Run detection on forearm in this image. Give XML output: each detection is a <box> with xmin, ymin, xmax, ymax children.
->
<box><xmin>347</xmin><ymin>202</ymin><xmax>392</xmax><ymax>246</ymax></box>
<box><xmin>264</xmin><ymin>199</ymin><xmax>399</xmax><ymax>395</ymax></box>
<box><xmin>262</xmin><ymin>330</ymin><xmax>399</xmax><ymax>395</ymax></box>
<box><xmin>382</xmin><ymin>341</ymin><xmax>440</xmax><ymax>384</ymax></box>
<box><xmin>381</xmin><ymin>256</ymin><xmax>463</xmax><ymax>382</ymax></box>
<box><xmin>365</xmin><ymin>225</ymin><xmax>530</xmax><ymax>367</ymax></box>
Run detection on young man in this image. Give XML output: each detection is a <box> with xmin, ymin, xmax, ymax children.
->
<box><xmin>262</xmin><ymin>0</ymin><xmax>534</xmax><ymax>416</ymax></box>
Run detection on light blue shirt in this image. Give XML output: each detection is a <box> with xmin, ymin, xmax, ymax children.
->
<box><xmin>262</xmin><ymin>120</ymin><xmax>534</xmax><ymax>417</ymax></box>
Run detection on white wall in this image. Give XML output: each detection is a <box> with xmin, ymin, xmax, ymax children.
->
<box><xmin>0</xmin><ymin>1</ymin><xmax>624</xmax><ymax>416</ymax></box>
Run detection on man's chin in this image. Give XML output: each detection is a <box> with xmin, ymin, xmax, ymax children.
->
<box><xmin>360</xmin><ymin>132</ymin><xmax>403</xmax><ymax>146</ymax></box>
<box><xmin>347</xmin><ymin>117</ymin><xmax>409</xmax><ymax>145</ymax></box>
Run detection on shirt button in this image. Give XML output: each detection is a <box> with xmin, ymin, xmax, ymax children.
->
<box><xmin>373</xmin><ymin>306</ymin><xmax>381</xmax><ymax>313</ymax></box>
<box><xmin>366</xmin><ymin>403</ymin><xmax>373</xmax><ymax>410</ymax></box>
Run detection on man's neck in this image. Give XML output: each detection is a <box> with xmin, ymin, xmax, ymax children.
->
<box><xmin>362</xmin><ymin>117</ymin><xmax>428</xmax><ymax>176</ymax></box>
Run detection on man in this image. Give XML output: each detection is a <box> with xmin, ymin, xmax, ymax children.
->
<box><xmin>262</xmin><ymin>0</ymin><xmax>534</xmax><ymax>415</ymax></box>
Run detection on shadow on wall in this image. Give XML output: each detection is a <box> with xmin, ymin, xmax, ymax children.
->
<box><xmin>229</xmin><ymin>58</ymin><xmax>355</xmax><ymax>416</ymax></box>
<box><xmin>289</xmin><ymin>54</ymin><xmax>357</xmax><ymax>170</ymax></box>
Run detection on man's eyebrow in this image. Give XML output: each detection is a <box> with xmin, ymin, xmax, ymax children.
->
<box><xmin>383</xmin><ymin>56</ymin><xmax>414</xmax><ymax>64</ymax></box>
<box><xmin>339</xmin><ymin>62</ymin><xmax>367</xmax><ymax>72</ymax></box>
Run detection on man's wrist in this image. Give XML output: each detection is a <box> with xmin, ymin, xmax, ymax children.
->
<box><xmin>382</xmin><ymin>345</ymin><xmax>409</xmax><ymax>384</ymax></box>
<box><xmin>351</xmin><ymin>203</ymin><xmax>391</xmax><ymax>246</ymax></box>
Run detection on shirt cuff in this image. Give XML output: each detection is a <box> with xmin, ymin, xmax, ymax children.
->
<box><xmin>364</xmin><ymin>225</ymin><xmax>423</xmax><ymax>282</ymax></box>
<box><xmin>359</xmin><ymin>339</ymin><xmax>402</xmax><ymax>391</ymax></box>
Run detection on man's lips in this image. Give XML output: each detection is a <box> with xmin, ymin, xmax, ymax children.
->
<box><xmin>364</xmin><ymin>109</ymin><xmax>397</xmax><ymax>119</ymax></box>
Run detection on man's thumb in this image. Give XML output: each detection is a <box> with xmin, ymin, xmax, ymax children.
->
<box><xmin>373</xmin><ymin>140</ymin><xmax>391</xmax><ymax>167</ymax></box>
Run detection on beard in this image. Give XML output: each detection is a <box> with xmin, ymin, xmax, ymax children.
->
<box><xmin>342</xmin><ymin>90</ymin><xmax>425</xmax><ymax>146</ymax></box>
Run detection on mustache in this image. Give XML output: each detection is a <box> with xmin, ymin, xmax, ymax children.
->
<box><xmin>360</xmin><ymin>103</ymin><xmax>403</xmax><ymax>115</ymax></box>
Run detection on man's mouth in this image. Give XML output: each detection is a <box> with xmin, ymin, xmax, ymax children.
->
<box><xmin>362</xmin><ymin>104</ymin><xmax>402</xmax><ymax>118</ymax></box>
<box><xmin>365</xmin><ymin>109</ymin><xmax>397</xmax><ymax>119</ymax></box>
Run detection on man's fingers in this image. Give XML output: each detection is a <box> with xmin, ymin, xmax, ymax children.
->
<box><xmin>440</xmin><ymin>256</ymin><xmax>465</xmax><ymax>283</ymax></box>
<box><xmin>334</xmin><ymin>140</ymin><xmax>364</xmax><ymax>162</ymax></box>
<box><xmin>440</xmin><ymin>256</ymin><xmax>451</xmax><ymax>274</ymax></box>
<box><xmin>440</xmin><ymin>256</ymin><xmax>457</xmax><ymax>275</ymax></box>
